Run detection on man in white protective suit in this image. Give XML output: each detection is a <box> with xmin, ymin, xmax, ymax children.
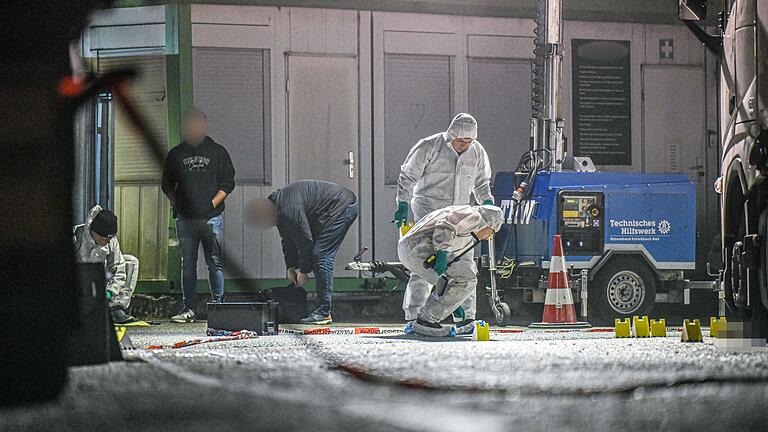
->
<box><xmin>73</xmin><ymin>205</ymin><xmax>140</xmax><ymax>325</ymax></box>
<box><xmin>397</xmin><ymin>205</ymin><xmax>503</xmax><ymax>337</ymax></box>
<box><xmin>394</xmin><ymin>113</ymin><xmax>494</xmax><ymax>335</ymax></box>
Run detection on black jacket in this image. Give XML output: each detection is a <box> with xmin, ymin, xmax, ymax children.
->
<box><xmin>161</xmin><ymin>137</ymin><xmax>235</xmax><ymax>219</ymax></box>
<box><xmin>269</xmin><ymin>180</ymin><xmax>356</xmax><ymax>273</ymax></box>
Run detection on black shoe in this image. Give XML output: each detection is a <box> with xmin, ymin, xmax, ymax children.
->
<box><xmin>416</xmin><ymin>318</ymin><xmax>442</xmax><ymax>329</ymax></box>
<box><xmin>111</xmin><ymin>308</ymin><xmax>139</xmax><ymax>325</ymax></box>
<box><xmin>300</xmin><ymin>311</ymin><xmax>332</xmax><ymax>325</ymax></box>
<box><xmin>413</xmin><ymin>318</ymin><xmax>454</xmax><ymax>337</ymax></box>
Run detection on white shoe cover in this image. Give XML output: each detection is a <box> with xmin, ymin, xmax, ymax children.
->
<box><xmin>454</xmin><ymin>320</ymin><xmax>476</xmax><ymax>336</ymax></box>
<box><xmin>404</xmin><ymin>320</ymin><xmax>416</xmax><ymax>335</ymax></box>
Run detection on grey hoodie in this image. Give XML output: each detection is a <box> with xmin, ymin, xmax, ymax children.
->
<box><xmin>73</xmin><ymin>205</ymin><xmax>127</xmax><ymax>296</ymax></box>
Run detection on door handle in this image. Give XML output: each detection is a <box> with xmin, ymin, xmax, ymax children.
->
<box><xmin>346</xmin><ymin>151</ymin><xmax>355</xmax><ymax>179</ymax></box>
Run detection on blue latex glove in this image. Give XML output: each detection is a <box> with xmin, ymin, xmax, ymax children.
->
<box><xmin>482</xmin><ymin>199</ymin><xmax>494</xmax><ymax>205</ymax></box>
<box><xmin>394</xmin><ymin>201</ymin><xmax>409</xmax><ymax>227</ymax></box>
<box><xmin>433</xmin><ymin>250</ymin><xmax>449</xmax><ymax>276</ymax></box>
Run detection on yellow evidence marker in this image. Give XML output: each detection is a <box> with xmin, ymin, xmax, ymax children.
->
<box><xmin>710</xmin><ymin>317</ymin><xmax>727</xmax><ymax>338</ymax></box>
<box><xmin>650</xmin><ymin>319</ymin><xmax>667</xmax><ymax>337</ymax></box>
<box><xmin>681</xmin><ymin>319</ymin><xmax>703</xmax><ymax>342</ymax></box>
<box><xmin>114</xmin><ymin>326</ymin><xmax>127</xmax><ymax>343</ymax></box>
<box><xmin>615</xmin><ymin>318</ymin><xmax>631</xmax><ymax>338</ymax></box>
<box><xmin>632</xmin><ymin>316</ymin><xmax>651</xmax><ymax>338</ymax></box>
<box><xmin>473</xmin><ymin>320</ymin><xmax>490</xmax><ymax>341</ymax></box>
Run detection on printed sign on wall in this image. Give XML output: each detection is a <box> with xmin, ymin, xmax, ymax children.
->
<box><xmin>572</xmin><ymin>39</ymin><xmax>632</xmax><ymax>165</ymax></box>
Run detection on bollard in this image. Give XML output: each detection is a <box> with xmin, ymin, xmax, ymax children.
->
<box><xmin>681</xmin><ymin>319</ymin><xmax>703</xmax><ymax>342</ymax></box>
<box><xmin>632</xmin><ymin>315</ymin><xmax>651</xmax><ymax>337</ymax></box>
<box><xmin>473</xmin><ymin>320</ymin><xmax>490</xmax><ymax>341</ymax></box>
<box><xmin>710</xmin><ymin>316</ymin><xmax>727</xmax><ymax>338</ymax></box>
<box><xmin>615</xmin><ymin>318</ymin><xmax>631</xmax><ymax>338</ymax></box>
<box><xmin>650</xmin><ymin>319</ymin><xmax>667</xmax><ymax>337</ymax></box>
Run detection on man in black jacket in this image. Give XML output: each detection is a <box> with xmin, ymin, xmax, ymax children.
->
<box><xmin>161</xmin><ymin>108</ymin><xmax>235</xmax><ymax>322</ymax></box>
<box><xmin>246</xmin><ymin>180</ymin><xmax>358</xmax><ymax>324</ymax></box>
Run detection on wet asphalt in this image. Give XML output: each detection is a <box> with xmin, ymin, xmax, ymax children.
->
<box><xmin>1</xmin><ymin>322</ymin><xmax>767</xmax><ymax>432</ymax></box>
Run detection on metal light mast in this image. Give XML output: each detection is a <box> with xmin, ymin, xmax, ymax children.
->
<box><xmin>531</xmin><ymin>0</ymin><xmax>565</xmax><ymax>171</ymax></box>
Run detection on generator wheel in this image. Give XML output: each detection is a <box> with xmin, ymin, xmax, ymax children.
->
<box><xmin>493</xmin><ymin>302</ymin><xmax>512</xmax><ymax>327</ymax></box>
<box><xmin>590</xmin><ymin>257</ymin><xmax>656</xmax><ymax>325</ymax></box>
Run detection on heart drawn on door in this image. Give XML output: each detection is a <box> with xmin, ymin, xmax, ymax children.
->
<box><xmin>409</xmin><ymin>103</ymin><xmax>425</xmax><ymax>129</ymax></box>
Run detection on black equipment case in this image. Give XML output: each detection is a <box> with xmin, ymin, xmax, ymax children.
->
<box><xmin>206</xmin><ymin>302</ymin><xmax>279</xmax><ymax>334</ymax></box>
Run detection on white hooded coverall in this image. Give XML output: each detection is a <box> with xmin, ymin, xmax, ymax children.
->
<box><xmin>398</xmin><ymin>205</ymin><xmax>503</xmax><ymax>323</ymax></box>
<box><xmin>73</xmin><ymin>205</ymin><xmax>139</xmax><ymax>310</ymax></box>
<box><xmin>397</xmin><ymin>113</ymin><xmax>493</xmax><ymax>320</ymax></box>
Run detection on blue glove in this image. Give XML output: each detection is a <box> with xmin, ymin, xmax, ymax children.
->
<box><xmin>452</xmin><ymin>306</ymin><xmax>465</xmax><ymax>321</ymax></box>
<box><xmin>394</xmin><ymin>201</ymin><xmax>409</xmax><ymax>227</ymax></box>
<box><xmin>433</xmin><ymin>250</ymin><xmax>449</xmax><ymax>276</ymax></box>
<box><xmin>106</xmin><ymin>290</ymin><xmax>113</xmax><ymax>300</ymax></box>
<box><xmin>482</xmin><ymin>199</ymin><xmax>494</xmax><ymax>205</ymax></box>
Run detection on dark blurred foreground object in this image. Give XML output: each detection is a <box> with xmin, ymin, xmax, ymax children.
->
<box><xmin>0</xmin><ymin>1</ymin><xmax>100</xmax><ymax>406</ymax></box>
<box><xmin>67</xmin><ymin>264</ymin><xmax>123</xmax><ymax>366</ymax></box>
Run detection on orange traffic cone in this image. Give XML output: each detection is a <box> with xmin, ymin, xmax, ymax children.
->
<box><xmin>529</xmin><ymin>234</ymin><xmax>591</xmax><ymax>329</ymax></box>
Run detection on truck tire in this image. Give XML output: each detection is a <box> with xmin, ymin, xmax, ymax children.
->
<box><xmin>752</xmin><ymin>209</ymin><xmax>768</xmax><ymax>340</ymax></box>
<box><xmin>590</xmin><ymin>257</ymin><xmax>656</xmax><ymax>325</ymax></box>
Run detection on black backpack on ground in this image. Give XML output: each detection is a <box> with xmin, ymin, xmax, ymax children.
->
<box><xmin>261</xmin><ymin>284</ymin><xmax>308</xmax><ymax>324</ymax></box>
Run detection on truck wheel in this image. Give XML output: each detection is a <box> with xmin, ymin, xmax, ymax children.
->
<box><xmin>590</xmin><ymin>257</ymin><xmax>656</xmax><ymax>325</ymax></box>
<box><xmin>753</xmin><ymin>209</ymin><xmax>768</xmax><ymax>340</ymax></box>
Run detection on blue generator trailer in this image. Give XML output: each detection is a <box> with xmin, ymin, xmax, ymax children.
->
<box><xmin>485</xmin><ymin>170</ymin><xmax>716</xmax><ymax>324</ymax></box>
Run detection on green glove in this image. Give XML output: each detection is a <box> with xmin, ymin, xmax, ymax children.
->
<box><xmin>106</xmin><ymin>290</ymin><xmax>113</xmax><ymax>300</ymax></box>
<box><xmin>452</xmin><ymin>306</ymin><xmax>465</xmax><ymax>321</ymax></box>
<box><xmin>482</xmin><ymin>199</ymin><xmax>494</xmax><ymax>205</ymax></box>
<box><xmin>394</xmin><ymin>201</ymin><xmax>409</xmax><ymax>227</ymax></box>
<box><xmin>433</xmin><ymin>250</ymin><xmax>449</xmax><ymax>276</ymax></box>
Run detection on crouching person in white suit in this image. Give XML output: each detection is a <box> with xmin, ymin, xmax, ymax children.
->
<box><xmin>397</xmin><ymin>205</ymin><xmax>503</xmax><ymax>337</ymax></box>
<box><xmin>73</xmin><ymin>205</ymin><xmax>140</xmax><ymax>325</ymax></box>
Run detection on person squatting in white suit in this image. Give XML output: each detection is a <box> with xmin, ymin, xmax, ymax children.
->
<box><xmin>397</xmin><ymin>205</ymin><xmax>503</xmax><ymax>337</ymax></box>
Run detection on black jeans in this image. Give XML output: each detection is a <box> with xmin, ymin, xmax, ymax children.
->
<box><xmin>312</xmin><ymin>203</ymin><xmax>358</xmax><ymax>315</ymax></box>
<box><xmin>177</xmin><ymin>214</ymin><xmax>224</xmax><ymax>310</ymax></box>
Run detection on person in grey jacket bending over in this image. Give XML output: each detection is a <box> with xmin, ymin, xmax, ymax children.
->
<box><xmin>246</xmin><ymin>180</ymin><xmax>358</xmax><ymax>325</ymax></box>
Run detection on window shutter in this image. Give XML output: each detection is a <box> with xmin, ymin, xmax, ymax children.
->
<box><xmin>98</xmin><ymin>55</ymin><xmax>167</xmax><ymax>182</ymax></box>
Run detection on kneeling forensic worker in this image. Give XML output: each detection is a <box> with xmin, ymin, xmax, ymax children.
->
<box><xmin>73</xmin><ymin>205</ymin><xmax>140</xmax><ymax>325</ymax></box>
<box><xmin>398</xmin><ymin>204</ymin><xmax>503</xmax><ymax>337</ymax></box>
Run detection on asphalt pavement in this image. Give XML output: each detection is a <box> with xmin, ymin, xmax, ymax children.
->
<box><xmin>1</xmin><ymin>322</ymin><xmax>767</xmax><ymax>432</ymax></box>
